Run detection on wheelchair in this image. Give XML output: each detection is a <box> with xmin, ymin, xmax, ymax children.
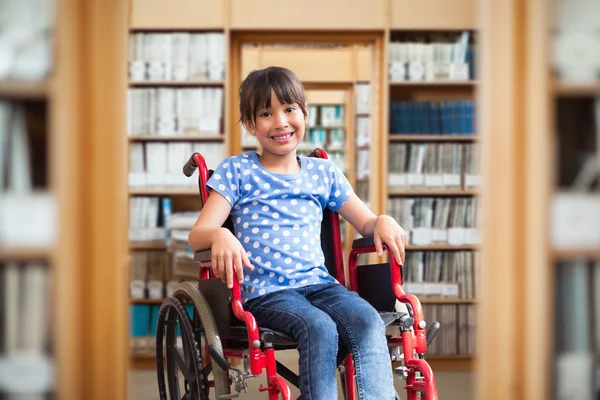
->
<box><xmin>155</xmin><ymin>149</ymin><xmax>441</xmax><ymax>400</ymax></box>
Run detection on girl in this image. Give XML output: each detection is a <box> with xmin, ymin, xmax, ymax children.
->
<box><xmin>188</xmin><ymin>66</ymin><xmax>407</xmax><ymax>400</ymax></box>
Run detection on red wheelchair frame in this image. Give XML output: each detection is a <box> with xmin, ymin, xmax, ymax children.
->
<box><xmin>166</xmin><ymin>149</ymin><xmax>439</xmax><ymax>400</ymax></box>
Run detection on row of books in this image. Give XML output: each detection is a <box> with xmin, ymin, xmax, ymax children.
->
<box><xmin>0</xmin><ymin>101</ymin><xmax>56</xmax><ymax>249</ymax></box>
<box><xmin>127</xmin><ymin>88</ymin><xmax>224</xmax><ymax>136</ymax></box>
<box><xmin>0</xmin><ymin>262</ymin><xmax>53</xmax><ymax>394</ymax></box>
<box><xmin>387</xmin><ymin>197</ymin><xmax>479</xmax><ymax>245</ymax></box>
<box><xmin>307</xmin><ymin>104</ymin><xmax>345</xmax><ymax>127</ymax></box>
<box><xmin>300</xmin><ymin>128</ymin><xmax>345</xmax><ymax>151</ymax></box>
<box><xmin>553</xmin><ymin>1</ymin><xmax>599</xmax><ymax>83</ymax></box>
<box><xmin>355</xmin><ymin>83</ymin><xmax>372</xmax><ymax>115</ymax></box>
<box><xmin>356</xmin><ymin>116</ymin><xmax>371</xmax><ymax>147</ymax></box>
<box><xmin>129</xmin><ymin>142</ymin><xmax>223</xmax><ymax>188</ymax></box>
<box><xmin>403</xmin><ymin>251</ymin><xmax>478</xmax><ymax>299</ymax></box>
<box><xmin>130</xmin><ymin>304</ymin><xmax>193</xmax><ymax>355</ymax></box>
<box><xmin>355</xmin><ymin>84</ymin><xmax>372</xmax><ymax>200</ymax></box>
<box><xmin>130</xmin><ymin>250</ymin><xmax>180</xmax><ymax>300</ymax></box>
<box><xmin>0</xmin><ymin>0</ymin><xmax>53</xmax><ymax>81</ymax></box>
<box><xmin>388</xmin><ymin>143</ymin><xmax>479</xmax><ymax>188</ymax></box>
<box><xmin>421</xmin><ymin>304</ymin><xmax>475</xmax><ymax>356</ymax></box>
<box><xmin>128</xmin><ymin>33</ymin><xmax>225</xmax><ymax>82</ymax></box>
<box><xmin>554</xmin><ymin>260</ymin><xmax>600</xmax><ymax>400</ymax></box>
<box><xmin>389</xmin><ymin>100</ymin><xmax>476</xmax><ymax>135</ymax></box>
<box><xmin>388</xmin><ymin>31</ymin><xmax>476</xmax><ymax>81</ymax></box>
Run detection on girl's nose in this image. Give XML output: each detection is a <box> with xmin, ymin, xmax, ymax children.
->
<box><xmin>274</xmin><ymin>112</ymin><xmax>289</xmax><ymax>128</ymax></box>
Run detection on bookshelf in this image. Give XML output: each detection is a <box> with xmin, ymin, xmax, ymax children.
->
<box><xmin>1</xmin><ymin>0</ymin><xmax>129</xmax><ymax>399</ymax></box>
<box><xmin>384</xmin><ymin>29</ymin><xmax>480</xmax><ymax>366</ymax></box>
<box><xmin>126</xmin><ymin>0</ymin><xmax>480</xmax><ymax>374</ymax></box>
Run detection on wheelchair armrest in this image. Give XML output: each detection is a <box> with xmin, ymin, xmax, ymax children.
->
<box><xmin>193</xmin><ymin>248</ymin><xmax>212</xmax><ymax>263</ymax></box>
<box><xmin>351</xmin><ymin>235</ymin><xmax>375</xmax><ymax>249</ymax></box>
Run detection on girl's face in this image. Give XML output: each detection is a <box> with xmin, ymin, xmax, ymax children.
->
<box><xmin>247</xmin><ymin>90</ymin><xmax>307</xmax><ymax>157</ymax></box>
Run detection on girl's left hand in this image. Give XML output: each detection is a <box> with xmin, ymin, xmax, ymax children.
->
<box><xmin>373</xmin><ymin>215</ymin><xmax>408</xmax><ymax>265</ymax></box>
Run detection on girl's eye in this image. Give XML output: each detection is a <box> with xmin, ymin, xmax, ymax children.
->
<box><xmin>260</xmin><ymin>112</ymin><xmax>271</xmax><ymax>118</ymax></box>
<box><xmin>286</xmin><ymin>107</ymin><xmax>295</xmax><ymax>113</ymax></box>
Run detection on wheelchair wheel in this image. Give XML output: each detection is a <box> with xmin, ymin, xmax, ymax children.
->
<box><xmin>156</xmin><ymin>282</ymin><xmax>229</xmax><ymax>399</ymax></box>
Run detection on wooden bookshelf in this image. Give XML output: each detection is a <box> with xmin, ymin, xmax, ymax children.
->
<box><xmin>388</xmin><ymin>189</ymin><xmax>478</xmax><ymax>197</ymax></box>
<box><xmin>131</xmin><ymin>298</ymin><xmax>164</xmax><ymax>305</ymax></box>
<box><xmin>129</xmin><ymin>241</ymin><xmax>167</xmax><ymax>250</ymax></box>
<box><xmin>129</xmin><ymin>187</ymin><xmax>199</xmax><ymax>196</ymax></box>
<box><xmin>389</xmin><ymin>134</ymin><xmax>478</xmax><ymax>142</ymax></box>
<box><xmin>389</xmin><ymin>80</ymin><xmax>478</xmax><ymax>86</ymax></box>
<box><xmin>406</xmin><ymin>244</ymin><xmax>479</xmax><ymax>251</ymax></box>
<box><xmin>0</xmin><ymin>247</ymin><xmax>54</xmax><ymax>261</ymax></box>
<box><xmin>127</xmin><ymin>135</ymin><xmax>224</xmax><ymax>142</ymax></box>
<box><xmin>552</xmin><ymin>248</ymin><xmax>600</xmax><ymax>261</ymax></box>
<box><xmin>128</xmin><ymin>80</ymin><xmax>225</xmax><ymax>87</ymax></box>
<box><xmin>553</xmin><ymin>80</ymin><xmax>600</xmax><ymax>96</ymax></box>
<box><xmin>0</xmin><ymin>80</ymin><xmax>50</xmax><ymax>99</ymax></box>
<box><xmin>420</xmin><ymin>298</ymin><xmax>478</xmax><ymax>304</ymax></box>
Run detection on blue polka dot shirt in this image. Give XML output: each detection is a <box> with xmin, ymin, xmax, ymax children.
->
<box><xmin>206</xmin><ymin>151</ymin><xmax>354</xmax><ymax>303</ymax></box>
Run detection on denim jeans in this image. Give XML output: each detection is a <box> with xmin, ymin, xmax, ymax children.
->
<box><xmin>245</xmin><ymin>282</ymin><xmax>396</xmax><ymax>400</ymax></box>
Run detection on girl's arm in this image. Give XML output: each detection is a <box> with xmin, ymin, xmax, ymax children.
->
<box><xmin>337</xmin><ymin>194</ymin><xmax>408</xmax><ymax>264</ymax></box>
<box><xmin>188</xmin><ymin>191</ymin><xmax>233</xmax><ymax>251</ymax></box>
<box><xmin>188</xmin><ymin>191</ymin><xmax>253</xmax><ymax>287</ymax></box>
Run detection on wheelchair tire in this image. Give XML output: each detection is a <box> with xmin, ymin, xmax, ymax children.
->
<box><xmin>173</xmin><ymin>281</ymin><xmax>230</xmax><ymax>398</ymax></box>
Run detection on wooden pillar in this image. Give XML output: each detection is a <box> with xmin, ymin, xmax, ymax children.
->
<box><xmin>80</xmin><ymin>0</ymin><xmax>129</xmax><ymax>399</ymax></box>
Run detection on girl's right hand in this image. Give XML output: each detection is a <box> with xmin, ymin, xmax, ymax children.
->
<box><xmin>211</xmin><ymin>227</ymin><xmax>254</xmax><ymax>288</ymax></box>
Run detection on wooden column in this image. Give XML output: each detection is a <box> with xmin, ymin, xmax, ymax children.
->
<box><xmin>476</xmin><ymin>0</ymin><xmax>527</xmax><ymax>398</ymax></box>
<box><xmin>80</xmin><ymin>0</ymin><xmax>129</xmax><ymax>399</ymax></box>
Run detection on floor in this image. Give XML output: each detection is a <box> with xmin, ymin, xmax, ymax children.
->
<box><xmin>129</xmin><ymin>350</ymin><xmax>473</xmax><ymax>400</ymax></box>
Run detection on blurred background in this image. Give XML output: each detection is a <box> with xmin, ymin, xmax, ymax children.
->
<box><xmin>0</xmin><ymin>0</ymin><xmax>598</xmax><ymax>399</ymax></box>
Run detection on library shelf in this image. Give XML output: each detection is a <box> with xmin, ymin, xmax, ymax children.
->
<box><xmin>419</xmin><ymin>298</ymin><xmax>478</xmax><ymax>304</ymax></box>
<box><xmin>393</xmin><ymin>355</ymin><xmax>474</xmax><ymax>372</ymax></box>
<box><xmin>129</xmin><ymin>187</ymin><xmax>199</xmax><ymax>196</ymax></box>
<box><xmin>0</xmin><ymin>246</ymin><xmax>54</xmax><ymax>262</ymax></box>
<box><xmin>552</xmin><ymin>248</ymin><xmax>600</xmax><ymax>260</ymax></box>
<box><xmin>406</xmin><ymin>244</ymin><xmax>479</xmax><ymax>251</ymax></box>
<box><xmin>0</xmin><ymin>80</ymin><xmax>50</xmax><ymax>99</ymax></box>
<box><xmin>553</xmin><ymin>80</ymin><xmax>600</xmax><ymax>96</ymax></box>
<box><xmin>130</xmin><ymin>298</ymin><xmax>164</xmax><ymax>305</ymax></box>
<box><xmin>388</xmin><ymin>189</ymin><xmax>479</xmax><ymax>197</ymax></box>
<box><xmin>128</xmin><ymin>80</ymin><xmax>225</xmax><ymax>87</ymax></box>
<box><xmin>129</xmin><ymin>241</ymin><xmax>167</xmax><ymax>250</ymax></box>
<box><xmin>130</xmin><ymin>353</ymin><xmax>163</xmax><ymax>370</ymax></box>
<box><xmin>389</xmin><ymin>80</ymin><xmax>478</xmax><ymax>86</ymax></box>
<box><xmin>389</xmin><ymin>134</ymin><xmax>478</xmax><ymax>142</ymax></box>
<box><xmin>128</xmin><ymin>135</ymin><xmax>224</xmax><ymax>142</ymax></box>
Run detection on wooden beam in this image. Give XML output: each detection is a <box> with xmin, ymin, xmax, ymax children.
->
<box><xmin>477</xmin><ymin>0</ymin><xmax>531</xmax><ymax>399</ymax></box>
<box><xmin>80</xmin><ymin>0</ymin><xmax>129</xmax><ymax>399</ymax></box>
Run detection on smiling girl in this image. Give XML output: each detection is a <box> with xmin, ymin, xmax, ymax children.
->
<box><xmin>188</xmin><ymin>66</ymin><xmax>406</xmax><ymax>400</ymax></box>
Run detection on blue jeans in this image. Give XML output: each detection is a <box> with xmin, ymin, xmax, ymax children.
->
<box><xmin>245</xmin><ymin>282</ymin><xmax>395</xmax><ymax>400</ymax></box>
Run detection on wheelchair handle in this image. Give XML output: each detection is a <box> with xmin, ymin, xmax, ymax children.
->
<box><xmin>426</xmin><ymin>321</ymin><xmax>441</xmax><ymax>346</ymax></box>
<box><xmin>183</xmin><ymin>152</ymin><xmax>200</xmax><ymax>177</ymax></box>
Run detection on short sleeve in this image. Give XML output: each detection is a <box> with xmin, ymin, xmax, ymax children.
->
<box><xmin>206</xmin><ymin>158</ymin><xmax>241</xmax><ymax>206</ymax></box>
<box><xmin>326</xmin><ymin>163</ymin><xmax>354</xmax><ymax>211</ymax></box>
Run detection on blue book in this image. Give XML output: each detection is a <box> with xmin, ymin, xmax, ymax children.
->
<box><xmin>150</xmin><ymin>305</ymin><xmax>160</xmax><ymax>337</ymax></box>
<box><xmin>430</xmin><ymin>102</ymin><xmax>442</xmax><ymax>134</ymax></box>
<box><xmin>162</xmin><ymin>197</ymin><xmax>172</xmax><ymax>242</ymax></box>
<box><xmin>130</xmin><ymin>305</ymin><xmax>151</xmax><ymax>337</ymax></box>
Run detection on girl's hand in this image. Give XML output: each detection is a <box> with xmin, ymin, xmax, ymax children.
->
<box><xmin>373</xmin><ymin>215</ymin><xmax>408</xmax><ymax>265</ymax></box>
<box><xmin>211</xmin><ymin>227</ymin><xmax>254</xmax><ymax>288</ymax></box>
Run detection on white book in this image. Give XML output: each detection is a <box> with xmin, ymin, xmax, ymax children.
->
<box><xmin>170</xmin><ymin>33</ymin><xmax>190</xmax><ymax>81</ymax></box>
<box><xmin>156</xmin><ymin>88</ymin><xmax>176</xmax><ymax>135</ymax></box>
<box><xmin>145</xmin><ymin>142</ymin><xmax>168</xmax><ymax>186</ymax></box>
<box><xmin>207</xmin><ymin>33</ymin><xmax>225</xmax><ymax>80</ymax></box>
<box><xmin>189</xmin><ymin>34</ymin><xmax>208</xmax><ymax>80</ymax></box>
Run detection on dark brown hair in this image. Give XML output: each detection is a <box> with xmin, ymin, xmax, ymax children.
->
<box><xmin>238</xmin><ymin>66</ymin><xmax>307</xmax><ymax>128</ymax></box>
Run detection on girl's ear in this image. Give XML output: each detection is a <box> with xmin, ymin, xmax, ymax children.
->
<box><xmin>244</xmin><ymin>120</ymin><xmax>257</xmax><ymax>136</ymax></box>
